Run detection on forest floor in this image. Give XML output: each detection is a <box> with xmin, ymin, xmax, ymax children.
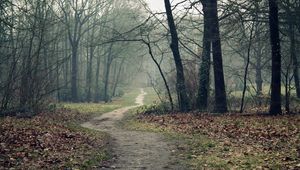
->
<box><xmin>0</xmin><ymin>90</ymin><xmax>142</xmax><ymax>169</ymax></box>
<box><xmin>1</xmin><ymin>88</ymin><xmax>300</xmax><ymax>169</ymax></box>
<box><xmin>126</xmin><ymin>110</ymin><xmax>300</xmax><ymax>169</ymax></box>
<box><xmin>81</xmin><ymin>88</ymin><xmax>185</xmax><ymax>169</ymax></box>
<box><xmin>0</xmin><ymin>108</ymin><xmax>110</xmax><ymax>169</ymax></box>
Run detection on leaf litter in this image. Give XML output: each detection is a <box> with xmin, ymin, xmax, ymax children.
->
<box><xmin>0</xmin><ymin>109</ymin><xmax>108</xmax><ymax>169</ymax></box>
<box><xmin>137</xmin><ymin>112</ymin><xmax>300</xmax><ymax>169</ymax></box>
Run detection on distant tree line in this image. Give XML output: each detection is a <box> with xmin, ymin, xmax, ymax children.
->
<box><xmin>0</xmin><ymin>0</ymin><xmax>146</xmax><ymax>115</ymax></box>
<box><xmin>0</xmin><ymin>0</ymin><xmax>299</xmax><ymax>116</ymax></box>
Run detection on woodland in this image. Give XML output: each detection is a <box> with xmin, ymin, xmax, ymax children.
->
<box><xmin>0</xmin><ymin>0</ymin><xmax>300</xmax><ymax>169</ymax></box>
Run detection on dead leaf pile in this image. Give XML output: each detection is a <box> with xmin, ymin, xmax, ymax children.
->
<box><xmin>0</xmin><ymin>110</ymin><xmax>106</xmax><ymax>169</ymax></box>
<box><xmin>138</xmin><ymin>113</ymin><xmax>300</xmax><ymax>168</ymax></box>
<box><xmin>37</xmin><ymin>108</ymin><xmax>91</xmax><ymax>123</ymax></box>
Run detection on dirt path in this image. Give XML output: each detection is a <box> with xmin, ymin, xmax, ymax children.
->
<box><xmin>81</xmin><ymin>89</ymin><xmax>184</xmax><ymax>170</ymax></box>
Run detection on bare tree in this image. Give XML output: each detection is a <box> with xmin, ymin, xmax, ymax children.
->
<box><xmin>164</xmin><ymin>0</ymin><xmax>190</xmax><ymax>112</ymax></box>
<box><xmin>197</xmin><ymin>0</ymin><xmax>212</xmax><ymax>111</ymax></box>
<box><xmin>210</xmin><ymin>0</ymin><xmax>228</xmax><ymax>113</ymax></box>
<box><xmin>59</xmin><ymin>0</ymin><xmax>101</xmax><ymax>102</ymax></box>
<box><xmin>268</xmin><ymin>0</ymin><xmax>282</xmax><ymax>115</ymax></box>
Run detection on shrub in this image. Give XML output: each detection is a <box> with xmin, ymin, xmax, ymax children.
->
<box><xmin>137</xmin><ymin>101</ymin><xmax>171</xmax><ymax>115</ymax></box>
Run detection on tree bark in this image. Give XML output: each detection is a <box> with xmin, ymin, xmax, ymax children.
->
<box><xmin>210</xmin><ymin>0</ymin><xmax>228</xmax><ymax>113</ymax></box>
<box><xmin>112</xmin><ymin>57</ymin><xmax>125</xmax><ymax>97</ymax></box>
<box><xmin>164</xmin><ymin>0</ymin><xmax>189</xmax><ymax>112</ymax></box>
<box><xmin>104</xmin><ymin>43</ymin><xmax>114</xmax><ymax>103</ymax></box>
<box><xmin>94</xmin><ymin>48</ymin><xmax>102</xmax><ymax>102</ymax></box>
<box><xmin>289</xmin><ymin>19</ymin><xmax>300</xmax><ymax>98</ymax></box>
<box><xmin>197</xmin><ymin>1</ymin><xmax>212</xmax><ymax>111</ymax></box>
<box><xmin>86</xmin><ymin>45</ymin><xmax>95</xmax><ymax>102</ymax></box>
<box><xmin>71</xmin><ymin>41</ymin><xmax>79</xmax><ymax>102</ymax></box>
<box><xmin>256</xmin><ymin>65</ymin><xmax>263</xmax><ymax>106</ymax></box>
<box><xmin>268</xmin><ymin>0</ymin><xmax>282</xmax><ymax>115</ymax></box>
<box><xmin>86</xmin><ymin>21</ymin><xmax>96</xmax><ymax>102</ymax></box>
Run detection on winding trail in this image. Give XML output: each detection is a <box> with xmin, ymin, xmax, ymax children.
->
<box><xmin>81</xmin><ymin>89</ymin><xmax>184</xmax><ymax>170</ymax></box>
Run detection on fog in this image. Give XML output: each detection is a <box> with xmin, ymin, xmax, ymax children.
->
<box><xmin>0</xmin><ymin>0</ymin><xmax>299</xmax><ymax>114</ymax></box>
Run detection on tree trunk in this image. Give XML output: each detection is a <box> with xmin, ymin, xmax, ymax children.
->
<box><xmin>20</xmin><ymin>27</ymin><xmax>35</xmax><ymax>107</ymax></box>
<box><xmin>112</xmin><ymin>57</ymin><xmax>125</xmax><ymax>97</ymax></box>
<box><xmin>67</xmin><ymin>7</ymin><xmax>82</xmax><ymax>103</ymax></box>
<box><xmin>1</xmin><ymin>20</ymin><xmax>18</xmax><ymax>111</ymax></box>
<box><xmin>210</xmin><ymin>0</ymin><xmax>228</xmax><ymax>113</ymax></box>
<box><xmin>63</xmin><ymin>34</ymin><xmax>69</xmax><ymax>98</ymax></box>
<box><xmin>88</xmin><ymin>47</ymin><xmax>94</xmax><ymax>102</ymax></box>
<box><xmin>253</xmin><ymin>1</ymin><xmax>264</xmax><ymax>106</ymax></box>
<box><xmin>240</xmin><ymin>23</ymin><xmax>254</xmax><ymax>113</ymax></box>
<box><xmin>256</xmin><ymin>65</ymin><xmax>263</xmax><ymax>106</ymax></box>
<box><xmin>145</xmin><ymin>41</ymin><xmax>174</xmax><ymax>110</ymax></box>
<box><xmin>86</xmin><ymin>23</ymin><xmax>96</xmax><ymax>102</ymax></box>
<box><xmin>56</xmin><ymin>43</ymin><xmax>60</xmax><ymax>101</ymax></box>
<box><xmin>268</xmin><ymin>0</ymin><xmax>282</xmax><ymax>115</ymax></box>
<box><xmin>71</xmin><ymin>42</ymin><xmax>79</xmax><ymax>102</ymax></box>
<box><xmin>284</xmin><ymin>70</ymin><xmax>291</xmax><ymax>113</ymax></box>
<box><xmin>289</xmin><ymin>20</ymin><xmax>300</xmax><ymax>98</ymax></box>
<box><xmin>197</xmin><ymin>1</ymin><xmax>212</xmax><ymax>111</ymax></box>
<box><xmin>164</xmin><ymin>0</ymin><xmax>190</xmax><ymax>112</ymax></box>
<box><xmin>104</xmin><ymin>43</ymin><xmax>114</xmax><ymax>103</ymax></box>
<box><xmin>104</xmin><ymin>62</ymin><xmax>111</xmax><ymax>103</ymax></box>
<box><xmin>94</xmin><ymin>48</ymin><xmax>101</xmax><ymax>102</ymax></box>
